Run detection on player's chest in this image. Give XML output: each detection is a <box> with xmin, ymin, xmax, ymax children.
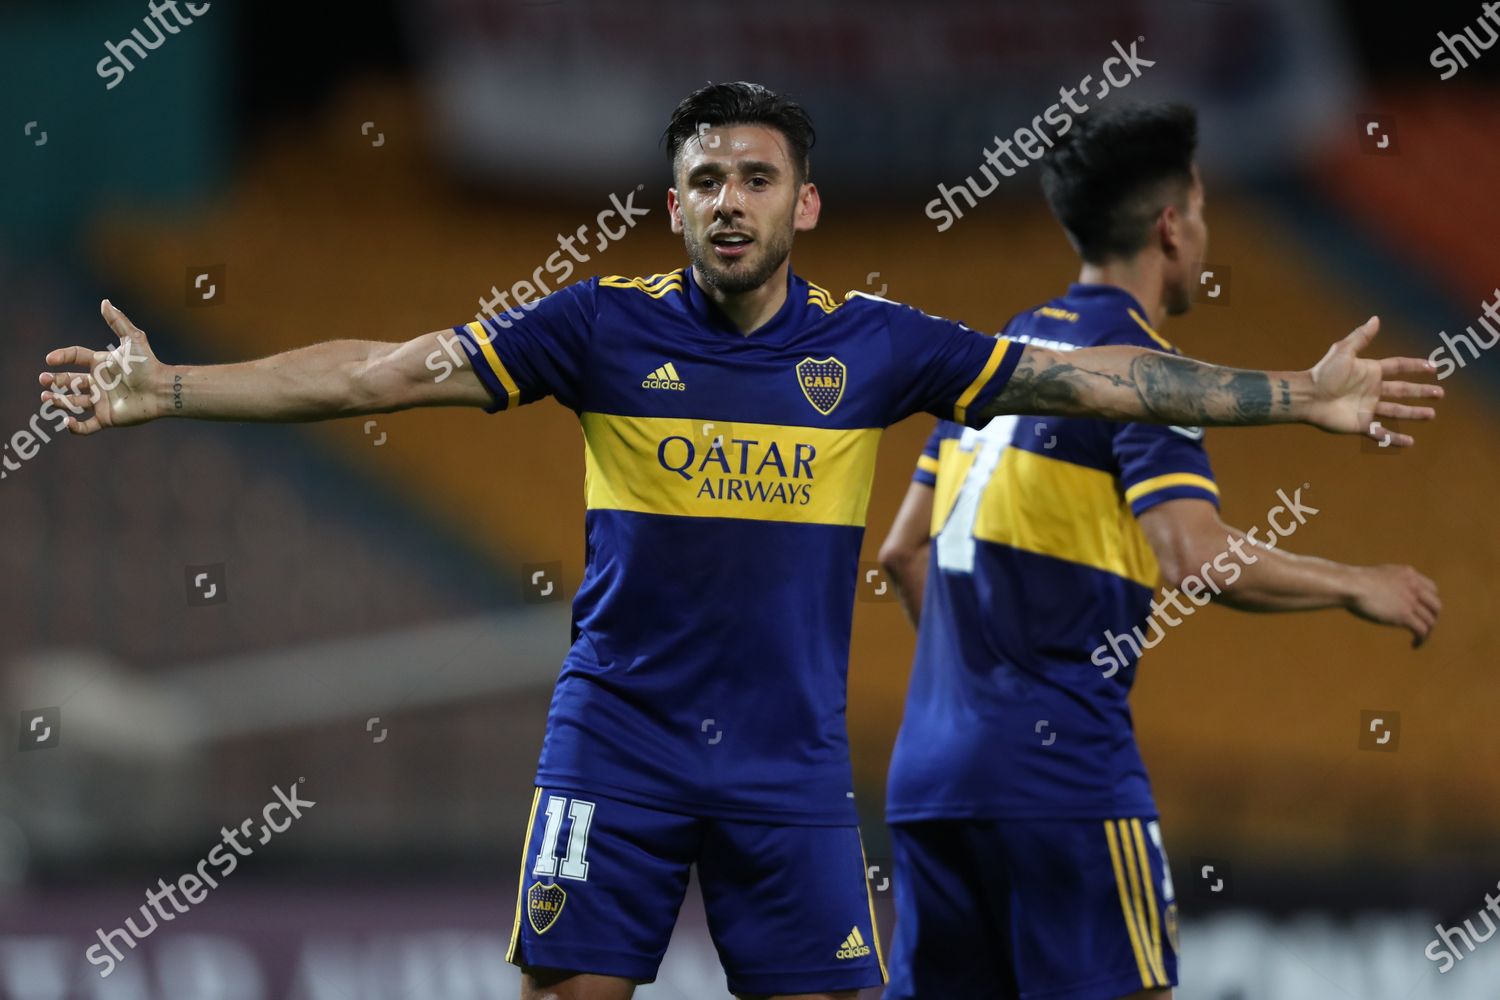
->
<box><xmin>577</xmin><ymin>312</ymin><xmax>891</xmax><ymax>427</ymax></box>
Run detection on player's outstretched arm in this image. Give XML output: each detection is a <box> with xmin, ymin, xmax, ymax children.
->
<box><xmin>982</xmin><ymin>317</ymin><xmax>1441</xmax><ymax>447</ymax></box>
<box><xmin>37</xmin><ymin>301</ymin><xmax>490</xmax><ymax>434</ymax></box>
<box><xmin>1138</xmin><ymin>498</ymin><xmax>1441</xmax><ymax>647</ymax></box>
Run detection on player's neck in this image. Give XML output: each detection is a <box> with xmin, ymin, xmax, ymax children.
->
<box><xmin>691</xmin><ymin>262</ymin><xmax>790</xmax><ymax>336</ymax></box>
<box><xmin>1076</xmin><ymin>260</ymin><xmax>1167</xmax><ymax>331</ymax></box>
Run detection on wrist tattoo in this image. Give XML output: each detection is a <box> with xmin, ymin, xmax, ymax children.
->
<box><xmin>173</xmin><ymin>374</ymin><xmax>183</xmax><ymax>411</ymax></box>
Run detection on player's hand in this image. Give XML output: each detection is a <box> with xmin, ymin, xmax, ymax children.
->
<box><xmin>1303</xmin><ymin>317</ymin><xmax>1441</xmax><ymax>447</ymax></box>
<box><xmin>38</xmin><ymin>300</ymin><xmax>163</xmax><ymax>434</ymax></box>
<box><xmin>1347</xmin><ymin>564</ymin><xmax>1441</xmax><ymax>647</ymax></box>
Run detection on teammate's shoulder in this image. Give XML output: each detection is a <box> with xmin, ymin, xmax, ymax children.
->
<box><xmin>1014</xmin><ymin>286</ymin><xmax>1182</xmax><ymax>355</ymax></box>
<box><xmin>992</xmin><ymin>292</ymin><xmax>1085</xmax><ymax>351</ymax></box>
<box><xmin>597</xmin><ymin>268</ymin><xmax>687</xmax><ymax>299</ymax></box>
<box><xmin>1029</xmin><ymin>302</ymin><xmax>1084</xmax><ymax>325</ymax></box>
<box><xmin>1026</xmin><ymin>302</ymin><xmax>1181</xmax><ymax>354</ymax></box>
<box><xmin>1107</xmin><ymin>306</ymin><xmax>1179</xmax><ymax>354</ymax></box>
<box><xmin>930</xmin><ymin>417</ymin><xmax>965</xmax><ymax>440</ymax></box>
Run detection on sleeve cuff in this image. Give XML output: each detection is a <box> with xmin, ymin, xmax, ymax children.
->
<box><xmin>954</xmin><ymin>337</ymin><xmax>1023</xmax><ymax>427</ymax></box>
<box><xmin>1125</xmin><ymin>472</ymin><xmax>1220</xmax><ymax>515</ymax></box>
<box><xmin>913</xmin><ymin>454</ymin><xmax>940</xmax><ymax>486</ymax></box>
<box><xmin>455</xmin><ymin>320</ymin><xmax>522</xmax><ymax>414</ymax></box>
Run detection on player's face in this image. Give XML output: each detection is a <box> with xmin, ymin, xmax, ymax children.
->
<box><xmin>669</xmin><ymin>124</ymin><xmax>820</xmax><ymax>295</ymax></box>
<box><xmin>1165</xmin><ymin>167</ymin><xmax>1208</xmax><ymax>317</ymax></box>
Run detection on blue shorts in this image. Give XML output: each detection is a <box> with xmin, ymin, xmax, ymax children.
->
<box><xmin>886</xmin><ymin>817</ymin><xmax>1179</xmax><ymax>1000</ymax></box>
<box><xmin>506</xmin><ymin>785</ymin><xmax>887</xmax><ymax>995</ymax></box>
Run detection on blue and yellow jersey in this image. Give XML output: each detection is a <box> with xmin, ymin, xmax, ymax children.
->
<box><xmin>456</xmin><ymin>266</ymin><xmax>1021</xmax><ymax>823</ymax></box>
<box><xmin>886</xmin><ymin>284</ymin><xmax>1219</xmax><ymax>822</ymax></box>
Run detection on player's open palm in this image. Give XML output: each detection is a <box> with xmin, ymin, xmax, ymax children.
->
<box><xmin>1306</xmin><ymin>317</ymin><xmax>1441</xmax><ymax>446</ymax></box>
<box><xmin>1349</xmin><ymin>563</ymin><xmax>1441</xmax><ymax>647</ymax></box>
<box><xmin>38</xmin><ymin>300</ymin><xmax>161</xmax><ymax>434</ymax></box>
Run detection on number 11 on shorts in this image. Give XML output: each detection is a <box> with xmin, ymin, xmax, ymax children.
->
<box><xmin>534</xmin><ymin>795</ymin><xmax>596</xmax><ymax>881</ymax></box>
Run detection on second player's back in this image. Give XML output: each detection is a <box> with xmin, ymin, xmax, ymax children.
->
<box><xmin>887</xmin><ymin>283</ymin><xmax>1220</xmax><ymax>822</ymax></box>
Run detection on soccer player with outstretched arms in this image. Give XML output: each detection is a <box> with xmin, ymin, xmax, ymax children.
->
<box><xmin>41</xmin><ymin>84</ymin><xmax>1438</xmax><ymax>1000</ymax></box>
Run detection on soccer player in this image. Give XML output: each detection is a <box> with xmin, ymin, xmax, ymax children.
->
<box><xmin>876</xmin><ymin>103</ymin><xmax>1443</xmax><ymax>1000</ymax></box>
<box><xmin>41</xmin><ymin>84</ymin><xmax>1438</xmax><ymax>1000</ymax></box>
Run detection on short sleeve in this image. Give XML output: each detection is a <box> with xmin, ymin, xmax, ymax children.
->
<box><xmin>913</xmin><ymin>422</ymin><xmax>944</xmax><ymax>487</ymax></box>
<box><xmin>1114</xmin><ymin>422</ymin><xmax>1219</xmax><ymax>515</ymax></box>
<box><xmin>884</xmin><ymin>301</ymin><xmax>1024</xmax><ymax>428</ymax></box>
<box><xmin>453</xmin><ymin>278</ymin><xmax>597</xmax><ymax>413</ymax></box>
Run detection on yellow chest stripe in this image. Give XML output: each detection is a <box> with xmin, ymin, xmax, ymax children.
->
<box><xmin>582</xmin><ymin>412</ymin><xmax>882</xmax><ymax>527</ymax></box>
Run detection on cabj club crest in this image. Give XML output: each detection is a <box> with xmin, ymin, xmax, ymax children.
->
<box><xmin>796</xmin><ymin>356</ymin><xmax>846</xmax><ymax>415</ymax></box>
<box><xmin>527</xmin><ymin>881</ymin><xmax>567</xmax><ymax>934</ymax></box>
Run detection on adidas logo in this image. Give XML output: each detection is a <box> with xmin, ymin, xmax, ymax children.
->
<box><xmin>835</xmin><ymin>925</ymin><xmax>872</xmax><ymax>960</ymax></box>
<box><xmin>642</xmin><ymin>362</ymin><xmax>686</xmax><ymax>391</ymax></box>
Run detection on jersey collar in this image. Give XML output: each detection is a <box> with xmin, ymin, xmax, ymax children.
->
<box><xmin>1064</xmin><ymin>283</ymin><xmax>1150</xmax><ymax>318</ymax></box>
<box><xmin>1065</xmin><ymin>283</ymin><xmax>1175</xmax><ymax>351</ymax></box>
<box><xmin>685</xmin><ymin>264</ymin><xmax>805</xmax><ymax>344</ymax></box>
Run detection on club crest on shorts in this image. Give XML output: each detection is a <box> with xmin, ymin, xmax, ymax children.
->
<box><xmin>797</xmin><ymin>357</ymin><xmax>846</xmax><ymax>415</ymax></box>
<box><xmin>527</xmin><ymin>881</ymin><xmax>567</xmax><ymax>934</ymax></box>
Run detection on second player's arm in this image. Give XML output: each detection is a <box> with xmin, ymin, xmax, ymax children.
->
<box><xmin>1138</xmin><ymin>498</ymin><xmax>1441</xmax><ymax>646</ymax></box>
<box><xmin>879</xmin><ymin>480</ymin><xmax>935</xmax><ymax>627</ymax></box>
<box><xmin>980</xmin><ymin>319</ymin><xmax>1441</xmax><ymax>445</ymax></box>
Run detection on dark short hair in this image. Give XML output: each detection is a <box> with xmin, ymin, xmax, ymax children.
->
<box><xmin>662</xmin><ymin>81</ymin><xmax>816</xmax><ymax>183</ymax></box>
<box><xmin>1039</xmin><ymin>103</ymin><xmax>1199</xmax><ymax>264</ymax></box>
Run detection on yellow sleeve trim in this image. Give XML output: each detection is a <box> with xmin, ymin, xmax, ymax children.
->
<box><xmin>1127</xmin><ymin>309</ymin><xmax>1175</xmax><ymax>352</ymax></box>
<box><xmin>916</xmin><ymin>454</ymin><xmax>940</xmax><ymax>475</ymax></box>
<box><xmin>953</xmin><ymin>337</ymin><xmax>1011</xmax><ymax>425</ymax></box>
<box><xmin>466</xmin><ymin>322</ymin><xmax>522</xmax><ymax>410</ymax></box>
<box><xmin>1124</xmin><ymin>472</ymin><xmax>1219</xmax><ymax>505</ymax></box>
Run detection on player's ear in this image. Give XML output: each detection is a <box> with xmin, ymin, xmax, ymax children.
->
<box><xmin>667</xmin><ymin>188</ymin><xmax>684</xmax><ymax>235</ymax></box>
<box><xmin>794</xmin><ymin>181</ymin><xmax>821</xmax><ymax>233</ymax></box>
<box><xmin>1157</xmin><ymin>202</ymin><xmax>1182</xmax><ymax>259</ymax></box>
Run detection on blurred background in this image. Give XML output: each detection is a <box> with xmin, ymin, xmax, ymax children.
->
<box><xmin>2</xmin><ymin>0</ymin><xmax>1498</xmax><ymax>996</ymax></box>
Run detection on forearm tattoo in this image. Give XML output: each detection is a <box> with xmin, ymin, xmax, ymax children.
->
<box><xmin>983</xmin><ymin>349</ymin><xmax>1278</xmax><ymax>426</ymax></box>
<box><xmin>1127</xmin><ymin>352</ymin><xmax>1272</xmax><ymax>423</ymax></box>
